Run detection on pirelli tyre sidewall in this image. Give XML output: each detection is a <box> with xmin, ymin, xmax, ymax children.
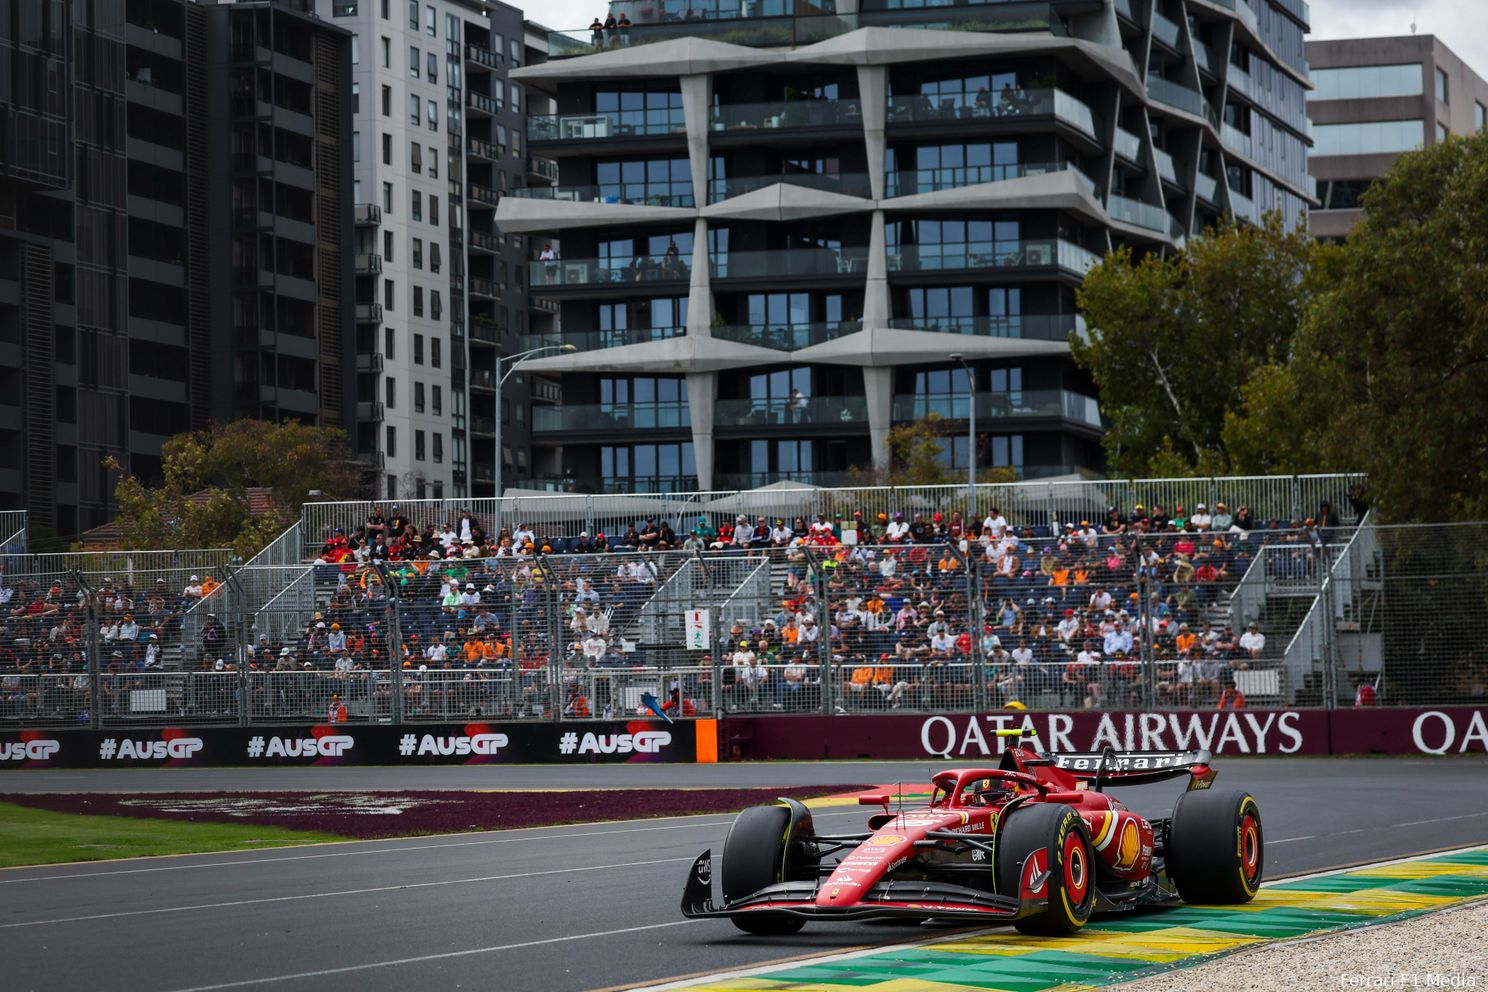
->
<box><xmin>720</xmin><ymin>804</ymin><xmax>807</xmax><ymax>935</ymax></box>
<box><xmin>997</xmin><ymin>803</ymin><xmax>1095</xmax><ymax>935</ymax></box>
<box><xmin>1168</xmin><ymin>788</ymin><xmax>1263</xmax><ymax>905</ymax></box>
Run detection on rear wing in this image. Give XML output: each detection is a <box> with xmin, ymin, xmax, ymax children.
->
<box><xmin>1051</xmin><ymin>749</ymin><xmax>1216</xmax><ymax>789</ymax></box>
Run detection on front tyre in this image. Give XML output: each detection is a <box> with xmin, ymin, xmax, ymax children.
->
<box><xmin>721</xmin><ymin>804</ymin><xmax>807</xmax><ymax>935</ymax></box>
<box><xmin>996</xmin><ymin>804</ymin><xmax>1096</xmax><ymax>936</ymax></box>
<box><xmin>1167</xmin><ymin>789</ymin><xmax>1263</xmax><ymax>904</ymax></box>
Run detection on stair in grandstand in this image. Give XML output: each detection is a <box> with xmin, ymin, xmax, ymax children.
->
<box><xmin>622</xmin><ymin>553</ymin><xmax>775</xmax><ymax>647</ymax></box>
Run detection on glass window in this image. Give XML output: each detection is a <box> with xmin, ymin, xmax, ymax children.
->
<box><xmin>414</xmin><ymin>333</ymin><xmax>423</xmax><ymax>364</ymax></box>
<box><xmin>427</xmin><ymin>52</ymin><xmax>438</xmax><ymax>83</ymax></box>
<box><xmin>432</xmin><ymin>338</ymin><xmax>441</xmax><ymax>368</ymax></box>
<box><xmin>432</xmin><ymin>385</ymin><xmax>442</xmax><ymax>415</ymax></box>
<box><xmin>381</xmin><ymin>36</ymin><xmax>390</xmax><ymax>68</ymax></box>
<box><xmin>427</xmin><ymin>99</ymin><xmax>438</xmax><ymax>130</ymax></box>
<box><xmin>386</xmin><ymin>426</ymin><xmax>396</xmax><ymax>458</ymax></box>
<box><xmin>1309</xmin><ymin>63</ymin><xmax>1422</xmax><ymax>101</ymax></box>
<box><xmin>1311</xmin><ymin>119</ymin><xmax>1425</xmax><ymax>156</ymax></box>
<box><xmin>425</xmin><ymin>4</ymin><xmax>436</xmax><ymax>36</ymax></box>
<box><xmin>411</xmin><ymin>190</ymin><xmax>422</xmax><ymax>221</ymax></box>
<box><xmin>351</xmin><ymin>35</ymin><xmax>359</xmax><ymax>64</ymax></box>
<box><xmin>385</xmin><ymin>327</ymin><xmax>395</xmax><ymax>359</ymax></box>
<box><xmin>409</xmin><ymin>93</ymin><xmax>420</xmax><ymax>124</ymax></box>
<box><xmin>1437</xmin><ymin>121</ymin><xmax>1449</xmax><ymax>142</ymax></box>
<box><xmin>415</xmin><ymin>430</ymin><xmax>425</xmax><ymax>462</ymax></box>
<box><xmin>351</xmin><ymin>131</ymin><xmax>360</xmax><ymax>163</ymax></box>
<box><xmin>1318</xmin><ymin>178</ymin><xmax>1373</xmax><ymax>210</ymax></box>
<box><xmin>414</xmin><ymin>381</ymin><xmax>425</xmax><ymax>412</ymax></box>
<box><xmin>382</xmin><ymin>181</ymin><xmax>393</xmax><ymax>211</ymax></box>
<box><xmin>381</xmin><ymin>84</ymin><xmax>391</xmax><ymax>116</ymax></box>
<box><xmin>433</xmin><ymin>433</ymin><xmax>443</xmax><ymax>463</ymax></box>
<box><xmin>1477</xmin><ymin>101</ymin><xmax>1487</xmax><ymax>130</ymax></box>
<box><xmin>386</xmin><ymin>376</ymin><xmax>396</xmax><ymax>408</ymax></box>
<box><xmin>410</xmin><ymin>46</ymin><xmax>420</xmax><ymax>78</ymax></box>
<box><xmin>408</xmin><ymin>1</ymin><xmax>418</xmax><ymax>28</ymax></box>
<box><xmin>411</xmin><ymin>143</ymin><xmax>422</xmax><ymax>173</ymax></box>
<box><xmin>382</xmin><ymin>133</ymin><xmax>391</xmax><ymax>164</ymax></box>
<box><xmin>1436</xmin><ymin>67</ymin><xmax>1449</xmax><ymax>104</ymax></box>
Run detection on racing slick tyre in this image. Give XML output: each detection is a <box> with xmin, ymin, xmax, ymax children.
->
<box><xmin>1167</xmin><ymin>789</ymin><xmax>1263</xmax><ymax>905</ymax></box>
<box><xmin>996</xmin><ymin>803</ymin><xmax>1096</xmax><ymax>936</ymax></box>
<box><xmin>721</xmin><ymin>805</ymin><xmax>807</xmax><ymax>935</ymax></box>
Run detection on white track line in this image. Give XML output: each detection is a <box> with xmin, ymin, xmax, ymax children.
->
<box><xmin>0</xmin><ymin>809</ymin><xmax>864</xmax><ymax>885</ymax></box>
<box><xmin>1268</xmin><ymin>810</ymin><xmax>1488</xmax><ymax>846</ymax></box>
<box><xmin>0</xmin><ymin>856</ymin><xmax>693</xmax><ymax>930</ymax></box>
<box><xmin>163</xmin><ymin>920</ymin><xmax>707</xmax><ymax>992</ymax></box>
<box><xmin>618</xmin><ymin>842</ymin><xmax>1488</xmax><ymax>992</ymax></box>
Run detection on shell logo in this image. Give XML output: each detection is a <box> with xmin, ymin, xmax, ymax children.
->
<box><xmin>869</xmin><ymin>834</ymin><xmax>906</xmax><ymax>846</ymax></box>
<box><xmin>1115</xmin><ymin>819</ymin><xmax>1141</xmax><ymax>870</ymax></box>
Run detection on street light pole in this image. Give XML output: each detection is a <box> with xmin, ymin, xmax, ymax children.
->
<box><xmin>493</xmin><ymin>343</ymin><xmax>576</xmax><ymax>535</ymax></box>
<box><xmin>951</xmin><ymin>353</ymin><xmax>976</xmax><ymax>518</ymax></box>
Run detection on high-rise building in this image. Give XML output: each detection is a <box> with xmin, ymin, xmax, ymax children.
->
<box><xmin>1306</xmin><ymin>35</ymin><xmax>1488</xmax><ymax>241</ymax></box>
<box><xmin>0</xmin><ymin>0</ymin><xmax>354</xmax><ymax>541</ymax></box>
<box><xmin>322</xmin><ymin>0</ymin><xmax>534</xmax><ymax>501</ymax></box>
<box><xmin>498</xmin><ymin>0</ymin><xmax>1313</xmax><ymax>493</ymax></box>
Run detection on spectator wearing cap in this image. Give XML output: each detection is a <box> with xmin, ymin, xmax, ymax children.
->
<box><xmin>886</xmin><ymin>512</ymin><xmax>910</xmax><ymax>543</ymax></box>
<box><xmin>1210</xmin><ymin>502</ymin><xmax>1234</xmax><ymax>531</ymax></box>
<box><xmin>182</xmin><ymin>574</ymin><xmax>204</xmax><ymax>600</ymax></box>
<box><xmin>326</xmin><ymin>622</ymin><xmax>347</xmax><ymax>654</ymax></box>
<box><xmin>1190</xmin><ymin>504</ymin><xmax>1213</xmax><ymax>530</ymax></box>
<box><xmin>983</xmin><ymin>507</ymin><xmax>1008</xmax><ymax>540</ymax></box>
<box><xmin>1238</xmin><ymin>622</ymin><xmax>1265</xmax><ymax>669</ymax></box>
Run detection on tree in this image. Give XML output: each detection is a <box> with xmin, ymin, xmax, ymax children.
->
<box><xmin>107</xmin><ymin>420</ymin><xmax>361</xmax><ymax>557</ymax></box>
<box><xmin>849</xmin><ymin>414</ymin><xmax>1018</xmax><ymax>487</ymax></box>
<box><xmin>1072</xmin><ymin>215</ymin><xmax>1322</xmax><ymax>476</ymax></box>
<box><xmin>1226</xmin><ymin>131</ymin><xmax>1488</xmax><ymax>521</ymax></box>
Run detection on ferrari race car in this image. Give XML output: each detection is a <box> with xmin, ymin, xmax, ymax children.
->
<box><xmin>681</xmin><ymin>731</ymin><xmax>1262</xmax><ymax>936</ymax></box>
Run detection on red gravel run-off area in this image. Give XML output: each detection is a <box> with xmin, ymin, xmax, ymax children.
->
<box><xmin>2</xmin><ymin>787</ymin><xmax>867</xmax><ymax>840</ymax></box>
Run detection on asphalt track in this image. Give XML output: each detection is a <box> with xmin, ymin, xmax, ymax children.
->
<box><xmin>2</xmin><ymin>757</ymin><xmax>1487</xmax><ymax>992</ymax></box>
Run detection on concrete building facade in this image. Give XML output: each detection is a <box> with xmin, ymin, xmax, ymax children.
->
<box><xmin>0</xmin><ymin>0</ymin><xmax>353</xmax><ymax>542</ymax></box>
<box><xmin>1307</xmin><ymin>34</ymin><xmax>1488</xmax><ymax>241</ymax></box>
<box><xmin>323</xmin><ymin>0</ymin><xmax>538</xmax><ymax>501</ymax></box>
<box><xmin>499</xmin><ymin>0</ymin><xmax>1314</xmax><ymax>493</ymax></box>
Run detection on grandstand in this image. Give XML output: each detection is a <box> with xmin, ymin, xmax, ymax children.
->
<box><xmin>11</xmin><ymin>473</ymin><xmax>1479</xmax><ymax>728</ymax></box>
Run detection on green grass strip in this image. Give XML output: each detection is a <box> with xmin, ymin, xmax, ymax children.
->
<box><xmin>0</xmin><ymin>802</ymin><xmax>345</xmax><ymax>868</ymax></box>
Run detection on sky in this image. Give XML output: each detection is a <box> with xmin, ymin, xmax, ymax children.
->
<box><xmin>529</xmin><ymin>0</ymin><xmax>1488</xmax><ymax>75</ymax></box>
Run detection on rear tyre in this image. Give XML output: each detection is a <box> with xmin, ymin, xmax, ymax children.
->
<box><xmin>996</xmin><ymin>803</ymin><xmax>1095</xmax><ymax>935</ymax></box>
<box><xmin>721</xmin><ymin>804</ymin><xmax>807</xmax><ymax>935</ymax></box>
<box><xmin>1167</xmin><ymin>789</ymin><xmax>1263</xmax><ymax>904</ymax></box>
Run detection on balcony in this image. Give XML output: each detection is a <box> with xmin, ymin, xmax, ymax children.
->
<box><xmin>712</xmin><ymin>247</ymin><xmax>869</xmax><ymax>280</ymax></box>
<box><xmin>528</xmin><ymin>110</ymin><xmax>685</xmax><ymax>142</ymax></box>
<box><xmin>471</xmin><ymin>315</ymin><xmax>506</xmax><ymax>343</ymax></box>
<box><xmin>892</xmin><ymin>390</ymin><xmax>1102</xmax><ymax>428</ymax></box>
<box><xmin>356</xmin><ymin>400</ymin><xmax>385</xmax><ymax>421</ymax></box>
<box><xmin>531</xmin><ymin>254</ymin><xmax>691</xmax><ymax>290</ymax></box>
<box><xmin>1151</xmin><ymin>12</ymin><xmax>1181</xmax><ymax>50</ymax></box>
<box><xmin>885</xmin><ymin>313</ymin><xmax>1083</xmax><ymax>342</ymax></box>
<box><xmin>715</xmin><ymin>396</ymin><xmax>868</xmax><ymax>428</ymax></box>
<box><xmin>712</xmin><ymin>321</ymin><xmax>860</xmax><ymax>351</ymax></box>
<box><xmin>1194</xmin><ymin>41</ymin><xmax>1212</xmax><ymax>74</ymax></box>
<box><xmin>709</xmin><ymin>98</ymin><xmax>863</xmax><ymax>132</ymax></box>
<box><xmin>511</xmin><ymin>180</ymin><xmax>695</xmax><ymax>208</ymax></box>
<box><xmin>520</xmin><ymin>326</ymin><xmax>684</xmax><ymax>353</ymax></box>
<box><xmin>1229</xmin><ymin>189</ymin><xmax>1257</xmax><ymax>223</ymax></box>
<box><xmin>532</xmin><ymin>402</ymin><xmax>690</xmax><ymax>433</ymax></box>
<box><xmin>467</xmin><ymin>137</ymin><xmax>499</xmax><ymax>161</ymax></box>
<box><xmin>355</xmin><ymin>252</ymin><xmax>382</xmax><ymax>275</ymax></box>
<box><xmin>354</xmin><ymin>203</ymin><xmax>382</xmax><ymax>226</ymax></box>
<box><xmin>464</xmin><ymin>43</ymin><xmax>500</xmax><ymax>69</ymax></box>
<box><xmin>528</xmin><ymin>155</ymin><xmax>558</xmax><ymax>183</ymax></box>
<box><xmin>1108</xmin><ymin>194</ymin><xmax>1177</xmax><ymax>235</ymax></box>
<box><xmin>1228</xmin><ymin>64</ymin><xmax>1253</xmax><ymax>99</ymax></box>
<box><xmin>885</xmin><ymin>88</ymin><xmax>1099</xmax><ymax>143</ymax></box>
<box><xmin>471</xmin><ymin>416</ymin><xmax>496</xmax><ymax>436</ymax></box>
<box><xmin>469</xmin><ymin>230</ymin><xmax>501</xmax><ymax>253</ymax></box>
<box><xmin>1153</xmin><ymin>147</ymin><xmax>1179</xmax><ymax>185</ymax></box>
<box><xmin>469</xmin><ymin>276</ymin><xmax>498</xmax><ymax>299</ymax></box>
<box><xmin>886</xmin><ymin>239</ymin><xmax>1099</xmax><ymax>276</ymax></box>
<box><xmin>355</xmin><ymin>352</ymin><xmax>384</xmax><ymax>373</ymax></box>
<box><xmin>468</xmin><ymin>369</ymin><xmax>496</xmax><ymax>392</ymax></box>
<box><xmin>710</xmin><ymin>172</ymin><xmax>869</xmax><ymax>202</ymax></box>
<box><xmin>1195</xmin><ymin>172</ymin><xmax>1219</xmax><ymax>204</ymax></box>
<box><xmin>355</xmin><ymin>302</ymin><xmax>383</xmax><ymax>324</ymax></box>
<box><xmin>1114</xmin><ymin>128</ymin><xmax>1143</xmax><ymax>162</ymax></box>
<box><xmin>467</xmin><ymin>90</ymin><xmax>499</xmax><ymax>116</ymax></box>
<box><xmin>1146</xmin><ymin>76</ymin><xmax>1212</xmax><ymax>123</ymax></box>
<box><xmin>469</xmin><ymin>183</ymin><xmax>500</xmax><ymax>206</ymax></box>
<box><xmin>885</xmin><ymin>161</ymin><xmax>1094</xmax><ymax>197</ymax></box>
<box><xmin>1222</xmin><ymin>122</ymin><xmax>1252</xmax><ymax>158</ymax></box>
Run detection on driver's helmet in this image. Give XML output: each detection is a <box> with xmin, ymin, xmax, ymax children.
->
<box><xmin>970</xmin><ymin>777</ymin><xmax>1010</xmax><ymax>804</ymax></box>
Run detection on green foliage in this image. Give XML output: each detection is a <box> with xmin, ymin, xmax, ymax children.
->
<box><xmin>1226</xmin><ymin>131</ymin><xmax>1488</xmax><ymax>521</ymax></box>
<box><xmin>847</xmin><ymin>414</ymin><xmax>1019</xmax><ymax>487</ymax></box>
<box><xmin>108</xmin><ymin>420</ymin><xmax>360</xmax><ymax>556</ymax></box>
<box><xmin>1073</xmin><ymin>214</ymin><xmax>1321</xmax><ymax>477</ymax></box>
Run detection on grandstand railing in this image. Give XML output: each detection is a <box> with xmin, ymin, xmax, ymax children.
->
<box><xmin>0</xmin><ymin>510</ymin><xmax>26</xmax><ymax>556</ymax></box>
<box><xmin>299</xmin><ymin>473</ymin><xmax>1365</xmax><ymax>558</ymax></box>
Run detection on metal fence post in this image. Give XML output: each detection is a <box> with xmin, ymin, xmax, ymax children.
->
<box><xmin>964</xmin><ymin>547</ymin><xmax>988</xmax><ymax>713</ymax></box>
<box><xmin>537</xmin><ymin>554</ymin><xmax>561</xmax><ymax>722</ymax></box>
<box><xmin>378</xmin><ymin>563</ymin><xmax>404</xmax><ymax>724</ymax></box>
<box><xmin>229</xmin><ymin>570</ymin><xmax>249</xmax><ymax>727</ymax></box>
<box><xmin>75</xmin><ymin>570</ymin><xmax>102</xmax><ymax>731</ymax></box>
<box><xmin>803</xmin><ymin>547</ymin><xmax>834</xmax><ymax>716</ymax></box>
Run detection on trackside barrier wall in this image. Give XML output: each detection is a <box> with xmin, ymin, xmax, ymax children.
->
<box><xmin>1</xmin><ymin>709</ymin><xmax>1484</xmax><ymax>766</ymax></box>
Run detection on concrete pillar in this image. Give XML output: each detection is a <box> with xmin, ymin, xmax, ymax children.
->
<box><xmin>856</xmin><ymin>64</ymin><xmax>887</xmax><ymax>201</ymax></box>
<box><xmin>681</xmin><ymin>73</ymin><xmax>713</xmax><ymax>208</ymax></box>
<box><xmin>687</xmin><ymin>370</ymin><xmax>717</xmax><ymax>490</ymax></box>
<box><xmin>686</xmin><ymin>217</ymin><xmax>714</xmax><ymax>335</ymax></box>
<box><xmin>863</xmin><ymin>365</ymin><xmax>893</xmax><ymax>475</ymax></box>
<box><xmin>862</xmin><ymin>210</ymin><xmax>891</xmax><ymax>328</ymax></box>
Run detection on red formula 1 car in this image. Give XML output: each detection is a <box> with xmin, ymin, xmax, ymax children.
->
<box><xmin>681</xmin><ymin>732</ymin><xmax>1262</xmax><ymax>936</ymax></box>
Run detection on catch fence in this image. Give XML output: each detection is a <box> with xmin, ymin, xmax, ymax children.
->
<box><xmin>3</xmin><ymin>518</ymin><xmax>1475</xmax><ymax>728</ymax></box>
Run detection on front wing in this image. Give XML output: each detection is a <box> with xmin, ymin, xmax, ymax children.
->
<box><xmin>680</xmin><ymin>850</ymin><xmax>1028</xmax><ymax>923</ymax></box>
